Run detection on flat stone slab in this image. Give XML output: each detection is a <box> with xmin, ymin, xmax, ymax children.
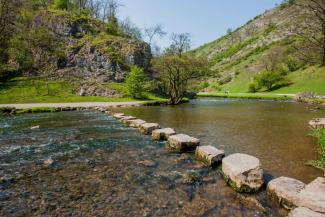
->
<box><xmin>120</xmin><ymin>116</ymin><xmax>137</xmax><ymax>123</ymax></box>
<box><xmin>195</xmin><ymin>145</ymin><xmax>225</xmax><ymax>167</ymax></box>
<box><xmin>297</xmin><ymin>177</ymin><xmax>325</xmax><ymax>213</ymax></box>
<box><xmin>222</xmin><ymin>153</ymin><xmax>264</xmax><ymax>193</ymax></box>
<box><xmin>139</xmin><ymin>123</ymin><xmax>160</xmax><ymax>135</ymax></box>
<box><xmin>167</xmin><ymin>134</ymin><xmax>200</xmax><ymax>152</ymax></box>
<box><xmin>127</xmin><ymin>119</ymin><xmax>146</xmax><ymax>128</ymax></box>
<box><xmin>309</xmin><ymin>118</ymin><xmax>325</xmax><ymax>129</ymax></box>
<box><xmin>288</xmin><ymin>207</ymin><xmax>325</xmax><ymax>217</ymax></box>
<box><xmin>113</xmin><ymin>113</ymin><xmax>125</xmax><ymax>119</ymax></box>
<box><xmin>267</xmin><ymin>176</ymin><xmax>306</xmax><ymax>209</ymax></box>
<box><xmin>152</xmin><ymin>128</ymin><xmax>176</xmax><ymax>140</ymax></box>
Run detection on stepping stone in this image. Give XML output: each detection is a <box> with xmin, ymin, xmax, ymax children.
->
<box><xmin>222</xmin><ymin>153</ymin><xmax>264</xmax><ymax>193</ymax></box>
<box><xmin>309</xmin><ymin>118</ymin><xmax>325</xmax><ymax>129</ymax></box>
<box><xmin>139</xmin><ymin>123</ymin><xmax>160</xmax><ymax>135</ymax></box>
<box><xmin>120</xmin><ymin>116</ymin><xmax>137</xmax><ymax>123</ymax></box>
<box><xmin>127</xmin><ymin>119</ymin><xmax>146</xmax><ymax>128</ymax></box>
<box><xmin>152</xmin><ymin>128</ymin><xmax>176</xmax><ymax>140</ymax></box>
<box><xmin>288</xmin><ymin>207</ymin><xmax>325</xmax><ymax>217</ymax></box>
<box><xmin>195</xmin><ymin>145</ymin><xmax>225</xmax><ymax>167</ymax></box>
<box><xmin>297</xmin><ymin>177</ymin><xmax>325</xmax><ymax>213</ymax></box>
<box><xmin>267</xmin><ymin>176</ymin><xmax>306</xmax><ymax>209</ymax></box>
<box><xmin>167</xmin><ymin>134</ymin><xmax>200</xmax><ymax>152</ymax></box>
<box><xmin>113</xmin><ymin>113</ymin><xmax>125</xmax><ymax>119</ymax></box>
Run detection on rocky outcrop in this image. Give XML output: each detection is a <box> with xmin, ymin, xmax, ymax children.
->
<box><xmin>195</xmin><ymin>146</ymin><xmax>225</xmax><ymax>167</ymax></box>
<box><xmin>267</xmin><ymin>176</ymin><xmax>306</xmax><ymax>209</ymax></box>
<box><xmin>222</xmin><ymin>153</ymin><xmax>264</xmax><ymax>193</ymax></box>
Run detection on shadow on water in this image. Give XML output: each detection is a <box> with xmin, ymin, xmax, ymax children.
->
<box><xmin>0</xmin><ymin>100</ymin><xmax>323</xmax><ymax>216</ymax></box>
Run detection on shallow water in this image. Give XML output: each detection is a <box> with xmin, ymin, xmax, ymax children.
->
<box><xmin>0</xmin><ymin>99</ymin><xmax>323</xmax><ymax>216</ymax></box>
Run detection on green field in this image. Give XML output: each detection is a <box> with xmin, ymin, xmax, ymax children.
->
<box><xmin>0</xmin><ymin>77</ymin><xmax>161</xmax><ymax>104</ymax></box>
<box><xmin>198</xmin><ymin>92</ymin><xmax>294</xmax><ymax>100</ymax></box>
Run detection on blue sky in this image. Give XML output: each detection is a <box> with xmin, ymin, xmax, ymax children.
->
<box><xmin>119</xmin><ymin>0</ymin><xmax>283</xmax><ymax>49</ymax></box>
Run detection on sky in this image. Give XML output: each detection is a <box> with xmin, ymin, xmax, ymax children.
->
<box><xmin>118</xmin><ymin>0</ymin><xmax>283</xmax><ymax>49</ymax></box>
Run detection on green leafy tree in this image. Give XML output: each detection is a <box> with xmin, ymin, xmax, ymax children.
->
<box><xmin>252</xmin><ymin>71</ymin><xmax>290</xmax><ymax>91</ymax></box>
<box><xmin>106</xmin><ymin>16</ymin><xmax>119</xmax><ymax>35</ymax></box>
<box><xmin>52</xmin><ymin>0</ymin><xmax>69</xmax><ymax>10</ymax></box>
<box><xmin>125</xmin><ymin>66</ymin><xmax>149</xmax><ymax>99</ymax></box>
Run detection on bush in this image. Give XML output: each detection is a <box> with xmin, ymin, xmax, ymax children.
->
<box><xmin>248</xmin><ymin>82</ymin><xmax>260</xmax><ymax>93</ymax></box>
<box><xmin>286</xmin><ymin>56</ymin><xmax>301</xmax><ymax>72</ymax></box>
<box><xmin>107</xmin><ymin>16</ymin><xmax>119</xmax><ymax>35</ymax></box>
<box><xmin>52</xmin><ymin>0</ymin><xmax>69</xmax><ymax>10</ymax></box>
<box><xmin>125</xmin><ymin>66</ymin><xmax>150</xmax><ymax>99</ymax></box>
<box><xmin>253</xmin><ymin>71</ymin><xmax>291</xmax><ymax>91</ymax></box>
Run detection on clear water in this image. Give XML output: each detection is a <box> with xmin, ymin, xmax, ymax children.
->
<box><xmin>0</xmin><ymin>99</ymin><xmax>323</xmax><ymax>216</ymax></box>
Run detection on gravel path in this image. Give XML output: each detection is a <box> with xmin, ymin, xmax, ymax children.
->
<box><xmin>0</xmin><ymin>101</ymin><xmax>143</xmax><ymax>109</ymax></box>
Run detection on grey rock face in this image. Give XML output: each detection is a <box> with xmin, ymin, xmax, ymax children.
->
<box><xmin>222</xmin><ymin>153</ymin><xmax>264</xmax><ymax>193</ymax></box>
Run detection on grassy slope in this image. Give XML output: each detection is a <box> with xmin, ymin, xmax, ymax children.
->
<box><xmin>0</xmin><ymin>77</ymin><xmax>160</xmax><ymax>103</ymax></box>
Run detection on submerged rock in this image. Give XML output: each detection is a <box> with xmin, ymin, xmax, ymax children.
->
<box><xmin>288</xmin><ymin>207</ymin><xmax>325</xmax><ymax>217</ymax></box>
<box><xmin>195</xmin><ymin>145</ymin><xmax>225</xmax><ymax>167</ymax></box>
<box><xmin>139</xmin><ymin>123</ymin><xmax>160</xmax><ymax>135</ymax></box>
<box><xmin>138</xmin><ymin>160</ymin><xmax>157</xmax><ymax>167</ymax></box>
<box><xmin>167</xmin><ymin>134</ymin><xmax>200</xmax><ymax>152</ymax></box>
<box><xmin>222</xmin><ymin>153</ymin><xmax>264</xmax><ymax>193</ymax></box>
<box><xmin>30</xmin><ymin>125</ymin><xmax>40</xmax><ymax>130</ymax></box>
<box><xmin>152</xmin><ymin>128</ymin><xmax>176</xmax><ymax>141</ymax></box>
<box><xmin>296</xmin><ymin>177</ymin><xmax>325</xmax><ymax>213</ymax></box>
<box><xmin>182</xmin><ymin>170</ymin><xmax>202</xmax><ymax>184</ymax></box>
<box><xmin>267</xmin><ymin>176</ymin><xmax>305</xmax><ymax>209</ymax></box>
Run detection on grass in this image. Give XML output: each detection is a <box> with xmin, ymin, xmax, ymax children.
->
<box><xmin>0</xmin><ymin>77</ymin><xmax>162</xmax><ymax>104</ymax></box>
<box><xmin>308</xmin><ymin>129</ymin><xmax>325</xmax><ymax>172</ymax></box>
<box><xmin>198</xmin><ymin>92</ymin><xmax>294</xmax><ymax>100</ymax></box>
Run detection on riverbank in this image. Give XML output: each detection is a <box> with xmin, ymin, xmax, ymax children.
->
<box><xmin>198</xmin><ymin>92</ymin><xmax>295</xmax><ymax>100</ymax></box>
<box><xmin>308</xmin><ymin>128</ymin><xmax>325</xmax><ymax>172</ymax></box>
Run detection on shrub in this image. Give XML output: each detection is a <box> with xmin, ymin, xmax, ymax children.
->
<box><xmin>52</xmin><ymin>0</ymin><xmax>69</xmax><ymax>10</ymax></box>
<box><xmin>253</xmin><ymin>71</ymin><xmax>291</xmax><ymax>91</ymax></box>
<box><xmin>286</xmin><ymin>56</ymin><xmax>301</xmax><ymax>72</ymax></box>
<box><xmin>125</xmin><ymin>66</ymin><xmax>150</xmax><ymax>99</ymax></box>
<box><xmin>218</xmin><ymin>76</ymin><xmax>232</xmax><ymax>85</ymax></box>
<box><xmin>107</xmin><ymin>16</ymin><xmax>119</xmax><ymax>35</ymax></box>
<box><xmin>248</xmin><ymin>82</ymin><xmax>260</xmax><ymax>93</ymax></box>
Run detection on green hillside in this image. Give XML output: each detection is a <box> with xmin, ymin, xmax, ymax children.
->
<box><xmin>192</xmin><ymin>1</ymin><xmax>325</xmax><ymax>95</ymax></box>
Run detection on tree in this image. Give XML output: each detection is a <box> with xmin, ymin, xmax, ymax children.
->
<box><xmin>252</xmin><ymin>71</ymin><xmax>290</xmax><ymax>91</ymax></box>
<box><xmin>152</xmin><ymin>55</ymin><xmax>209</xmax><ymax>105</ymax></box>
<box><xmin>52</xmin><ymin>0</ymin><xmax>69</xmax><ymax>10</ymax></box>
<box><xmin>294</xmin><ymin>0</ymin><xmax>325</xmax><ymax>66</ymax></box>
<box><xmin>144</xmin><ymin>24</ymin><xmax>166</xmax><ymax>46</ymax></box>
<box><xmin>119</xmin><ymin>17</ymin><xmax>142</xmax><ymax>39</ymax></box>
<box><xmin>165</xmin><ymin>33</ymin><xmax>191</xmax><ymax>57</ymax></box>
<box><xmin>125</xmin><ymin>66</ymin><xmax>150</xmax><ymax>99</ymax></box>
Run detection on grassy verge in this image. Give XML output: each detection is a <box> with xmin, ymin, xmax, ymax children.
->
<box><xmin>308</xmin><ymin>129</ymin><xmax>325</xmax><ymax>172</ymax></box>
<box><xmin>198</xmin><ymin>92</ymin><xmax>294</xmax><ymax>100</ymax></box>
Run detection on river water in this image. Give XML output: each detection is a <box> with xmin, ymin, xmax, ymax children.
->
<box><xmin>0</xmin><ymin>99</ymin><xmax>324</xmax><ymax>216</ymax></box>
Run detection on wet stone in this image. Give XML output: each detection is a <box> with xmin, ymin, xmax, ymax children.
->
<box><xmin>139</xmin><ymin>123</ymin><xmax>160</xmax><ymax>135</ymax></box>
<box><xmin>309</xmin><ymin>118</ymin><xmax>325</xmax><ymax>129</ymax></box>
<box><xmin>222</xmin><ymin>153</ymin><xmax>264</xmax><ymax>193</ymax></box>
<box><xmin>195</xmin><ymin>145</ymin><xmax>225</xmax><ymax>167</ymax></box>
<box><xmin>138</xmin><ymin>160</ymin><xmax>157</xmax><ymax>167</ymax></box>
<box><xmin>182</xmin><ymin>170</ymin><xmax>202</xmax><ymax>184</ymax></box>
<box><xmin>120</xmin><ymin>116</ymin><xmax>137</xmax><ymax>123</ymax></box>
<box><xmin>113</xmin><ymin>113</ymin><xmax>125</xmax><ymax>119</ymax></box>
<box><xmin>267</xmin><ymin>176</ymin><xmax>305</xmax><ymax>209</ymax></box>
<box><xmin>288</xmin><ymin>207</ymin><xmax>325</xmax><ymax>217</ymax></box>
<box><xmin>167</xmin><ymin>134</ymin><xmax>200</xmax><ymax>152</ymax></box>
<box><xmin>152</xmin><ymin>128</ymin><xmax>176</xmax><ymax>140</ymax></box>
<box><xmin>127</xmin><ymin>119</ymin><xmax>146</xmax><ymax>128</ymax></box>
<box><xmin>296</xmin><ymin>177</ymin><xmax>325</xmax><ymax>213</ymax></box>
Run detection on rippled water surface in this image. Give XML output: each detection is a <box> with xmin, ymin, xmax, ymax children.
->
<box><xmin>0</xmin><ymin>99</ymin><xmax>324</xmax><ymax>216</ymax></box>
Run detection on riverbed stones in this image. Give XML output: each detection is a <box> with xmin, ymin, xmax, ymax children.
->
<box><xmin>167</xmin><ymin>134</ymin><xmax>200</xmax><ymax>152</ymax></box>
<box><xmin>127</xmin><ymin>119</ymin><xmax>146</xmax><ymax>128</ymax></box>
<box><xmin>309</xmin><ymin>118</ymin><xmax>325</xmax><ymax>129</ymax></box>
<box><xmin>152</xmin><ymin>128</ymin><xmax>176</xmax><ymax>140</ymax></box>
<box><xmin>288</xmin><ymin>207</ymin><xmax>325</xmax><ymax>217</ymax></box>
<box><xmin>139</xmin><ymin>123</ymin><xmax>160</xmax><ymax>135</ymax></box>
<box><xmin>113</xmin><ymin>113</ymin><xmax>125</xmax><ymax>119</ymax></box>
<box><xmin>222</xmin><ymin>153</ymin><xmax>264</xmax><ymax>193</ymax></box>
<box><xmin>296</xmin><ymin>177</ymin><xmax>325</xmax><ymax>213</ymax></box>
<box><xmin>195</xmin><ymin>145</ymin><xmax>225</xmax><ymax>167</ymax></box>
<box><xmin>267</xmin><ymin>176</ymin><xmax>306</xmax><ymax>209</ymax></box>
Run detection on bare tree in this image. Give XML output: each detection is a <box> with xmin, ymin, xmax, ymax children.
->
<box><xmin>295</xmin><ymin>0</ymin><xmax>325</xmax><ymax>66</ymax></box>
<box><xmin>166</xmin><ymin>33</ymin><xmax>191</xmax><ymax>57</ymax></box>
<box><xmin>144</xmin><ymin>24</ymin><xmax>166</xmax><ymax>46</ymax></box>
<box><xmin>261</xmin><ymin>51</ymin><xmax>280</xmax><ymax>72</ymax></box>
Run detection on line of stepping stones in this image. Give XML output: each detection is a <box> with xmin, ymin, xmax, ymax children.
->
<box><xmin>95</xmin><ymin>107</ymin><xmax>325</xmax><ymax>217</ymax></box>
